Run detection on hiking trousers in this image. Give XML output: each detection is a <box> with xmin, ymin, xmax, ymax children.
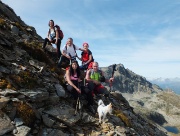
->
<box><xmin>81</xmin><ymin>86</ymin><xmax>94</xmax><ymax>106</ymax></box>
<box><xmin>87</xmin><ymin>81</ymin><xmax>109</xmax><ymax>96</ymax></box>
<box><xmin>67</xmin><ymin>81</ymin><xmax>79</xmax><ymax>100</ymax></box>
<box><xmin>43</xmin><ymin>38</ymin><xmax>61</xmax><ymax>59</ymax></box>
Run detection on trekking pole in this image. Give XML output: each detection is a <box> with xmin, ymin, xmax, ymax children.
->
<box><xmin>69</xmin><ymin>53</ymin><xmax>77</xmax><ymax>65</ymax></box>
<box><xmin>75</xmin><ymin>96</ymin><xmax>79</xmax><ymax>115</ymax></box>
<box><xmin>69</xmin><ymin>53</ymin><xmax>72</xmax><ymax>65</ymax></box>
<box><xmin>77</xmin><ymin>82</ymin><xmax>81</xmax><ymax>111</ymax></box>
<box><xmin>74</xmin><ymin>82</ymin><xmax>82</xmax><ymax>115</ymax></box>
<box><xmin>109</xmin><ymin>64</ymin><xmax>116</xmax><ymax>92</ymax></box>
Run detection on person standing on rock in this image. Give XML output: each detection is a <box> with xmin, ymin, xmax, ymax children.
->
<box><xmin>42</xmin><ymin>19</ymin><xmax>61</xmax><ymax>59</ymax></box>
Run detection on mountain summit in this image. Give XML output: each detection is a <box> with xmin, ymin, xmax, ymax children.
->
<box><xmin>101</xmin><ymin>64</ymin><xmax>163</xmax><ymax>93</ymax></box>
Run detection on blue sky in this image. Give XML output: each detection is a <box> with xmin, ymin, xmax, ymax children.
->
<box><xmin>2</xmin><ymin>0</ymin><xmax>180</xmax><ymax>79</ymax></box>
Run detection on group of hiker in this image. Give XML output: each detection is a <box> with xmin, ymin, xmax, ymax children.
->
<box><xmin>43</xmin><ymin>20</ymin><xmax>114</xmax><ymax>114</ymax></box>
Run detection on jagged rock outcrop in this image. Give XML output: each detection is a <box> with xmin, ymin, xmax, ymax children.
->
<box><xmin>101</xmin><ymin>64</ymin><xmax>162</xmax><ymax>94</ymax></box>
<box><xmin>0</xmin><ymin>1</ymin><xmax>168</xmax><ymax>136</ymax></box>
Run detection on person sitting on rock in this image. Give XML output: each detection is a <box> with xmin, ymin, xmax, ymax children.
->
<box><xmin>77</xmin><ymin>42</ymin><xmax>94</xmax><ymax>71</ymax></box>
<box><xmin>65</xmin><ymin>60</ymin><xmax>97</xmax><ymax>114</ymax></box>
<box><xmin>58</xmin><ymin>38</ymin><xmax>84</xmax><ymax>68</ymax></box>
<box><xmin>65</xmin><ymin>60</ymin><xmax>81</xmax><ymax>100</ymax></box>
<box><xmin>85</xmin><ymin>62</ymin><xmax>114</xmax><ymax>98</ymax></box>
<box><xmin>42</xmin><ymin>20</ymin><xmax>61</xmax><ymax>59</ymax></box>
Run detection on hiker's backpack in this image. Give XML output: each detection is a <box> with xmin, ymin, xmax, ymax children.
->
<box><xmin>49</xmin><ymin>25</ymin><xmax>64</xmax><ymax>40</ymax></box>
<box><xmin>65</xmin><ymin>44</ymin><xmax>76</xmax><ymax>52</ymax></box>
<box><xmin>65</xmin><ymin>44</ymin><xmax>77</xmax><ymax>60</ymax></box>
<box><xmin>81</xmin><ymin>49</ymin><xmax>94</xmax><ymax>63</ymax></box>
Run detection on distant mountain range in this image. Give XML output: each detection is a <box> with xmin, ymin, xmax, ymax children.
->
<box><xmin>147</xmin><ymin>77</ymin><xmax>180</xmax><ymax>94</ymax></box>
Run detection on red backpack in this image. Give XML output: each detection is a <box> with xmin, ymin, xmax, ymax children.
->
<box><xmin>50</xmin><ymin>25</ymin><xmax>64</xmax><ymax>40</ymax></box>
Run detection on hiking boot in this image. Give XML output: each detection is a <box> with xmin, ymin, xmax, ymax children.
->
<box><xmin>88</xmin><ymin>105</ymin><xmax>96</xmax><ymax>114</ymax></box>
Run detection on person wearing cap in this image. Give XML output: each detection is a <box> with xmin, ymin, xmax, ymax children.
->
<box><xmin>77</xmin><ymin>42</ymin><xmax>94</xmax><ymax>71</ymax></box>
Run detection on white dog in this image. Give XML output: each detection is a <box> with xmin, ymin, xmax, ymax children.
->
<box><xmin>97</xmin><ymin>99</ymin><xmax>112</xmax><ymax>123</ymax></box>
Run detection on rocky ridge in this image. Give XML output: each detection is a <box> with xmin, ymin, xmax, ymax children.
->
<box><xmin>0</xmin><ymin>1</ymin><xmax>168</xmax><ymax>136</ymax></box>
<box><xmin>101</xmin><ymin>64</ymin><xmax>162</xmax><ymax>94</ymax></box>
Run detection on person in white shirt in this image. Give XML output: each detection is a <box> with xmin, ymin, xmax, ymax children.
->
<box><xmin>58</xmin><ymin>38</ymin><xmax>84</xmax><ymax>68</ymax></box>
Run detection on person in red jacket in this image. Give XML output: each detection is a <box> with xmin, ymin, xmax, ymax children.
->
<box><xmin>77</xmin><ymin>42</ymin><xmax>94</xmax><ymax>71</ymax></box>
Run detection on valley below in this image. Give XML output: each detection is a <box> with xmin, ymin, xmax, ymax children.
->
<box><xmin>121</xmin><ymin>91</ymin><xmax>180</xmax><ymax>136</ymax></box>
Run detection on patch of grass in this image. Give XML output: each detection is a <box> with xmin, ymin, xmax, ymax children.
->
<box><xmin>114</xmin><ymin>109</ymin><xmax>132</xmax><ymax>127</ymax></box>
<box><xmin>0</xmin><ymin>79</ymin><xmax>15</xmax><ymax>90</ymax></box>
<box><xmin>15</xmin><ymin>101</ymin><xmax>36</xmax><ymax>126</ymax></box>
<box><xmin>0</xmin><ymin>18</ymin><xmax>7</xmax><ymax>29</ymax></box>
<box><xmin>9</xmin><ymin>71</ymin><xmax>39</xmax><ymax>89</ymax></box>
<box><xmin>14</xmin><ymin>22</ymin><xmax>24</xmax><ymax>31</ymax></box>
<box><xmin>18</xmin><ymin>42</ymin><xmax>54</xmax><ymax>65</ymax></box>
<box><xmin>19</xmin><ymin>71</ymin><xmax>37</xmax><ymax>88</ymax></box>
<box><xmin>17</xmin><ymin>42</ymin><xmax>66</xmax><ymax>86</ymax></box>
<box><xmin>0</xmin><ymin>18</ymin><xmax>5</xmax><ymax>24</ymax></box>
<box><xmin>0</xmin><ymin>79</ymin><xmax>8</xmax><ymax>89</ymax></box>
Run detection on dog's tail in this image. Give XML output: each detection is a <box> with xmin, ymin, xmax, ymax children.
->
<box><xmin>98</xmin><ymin>99</ymin><xmax>104</xmax><ymax>106</ymax></box>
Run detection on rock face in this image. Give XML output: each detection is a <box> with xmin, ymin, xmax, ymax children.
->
<box><xmin>0</xmin><ymin>1</ymin><xmax>168</xmax><ymax>136</ymax></box>
<box><xmin>101</xmin><ymin>64</ymin><xmax>162</xmax><ymax>94</ymax></box>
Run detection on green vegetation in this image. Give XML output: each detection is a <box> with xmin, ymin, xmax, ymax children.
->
<box><xmin>18</xmin><ymin>42</ymin><xmax>53</xmax><ymax>64</ymax></box>
<box><xmin>0</xmin><ymin>79</ymin><xmax>8</xmax><ymax>89</ymax></box>
<box><xmin>0</xmin><ymin>18</ymin><xmax>5</xmax><ymax>24</ymax></box>
<box><xmin>114</xmin><ymin>109</ymin><xmax>132</xmax><ymax>127</ymax></box>
<box><xmin>15</xmin><ymin>101</ymin><xmax>36</xmax><ymax>126</ymax></box>
<box><xmin>9</xmin><ymin>71</ymin><xmax>39</xmax><ymax>89</ymax></box>
<box><xmin>0</xmin><ymin>79</ymin><xmax>15</xmax><ymax>90</ymax></box>
<box><xmin>14</xmin><ymin>22</ymin><xmax>24</xmax><ymax>31</ymax></box>
<box><xmin>0</xmin><ymin>18</ymin><xmax>7</xmax><ymax>29</ymax></box>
